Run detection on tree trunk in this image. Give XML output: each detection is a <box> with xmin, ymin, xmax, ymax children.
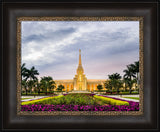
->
<box><xmin>124</xmin><ymin>83</ymin><xmax>127</xmax><ymax>91</ymax></box>
<box><xmin>38</xmin><ymin>89</ymin><xmax>40</xmax><ymax>95</ymax></box>
<box><xmin>137</xmin><ymin>72</ymin><xmax>139</xmax><ymax>92</ymax></box>
<box><xmin>117</xmin><ymin>89</ymin><xmax>119</xmax><ymax>94</ymax></box>
<box><xmin>129</xmin><ymin>76</ymin><xmax>132</xmax><ymax>94</ymax></box>
<box><xmin>129</xmin><ymin>86</ymin><xmax>132</xmax><ymax>94</ymax></box>
<box><xmin>26</xmin><ymin>89</ymin><xmax>27</xmax><ymax>95</ymax></box>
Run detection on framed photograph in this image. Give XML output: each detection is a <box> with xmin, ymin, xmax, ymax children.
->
<box><xmin>2</xmin><ymin>0</ymin><xmax>159</xmax><ymax>131</ymax></box>
<box><xmin>17</xmin><ymin>17</ymin><xmax>143</xmax><ymax>116</ymax></box>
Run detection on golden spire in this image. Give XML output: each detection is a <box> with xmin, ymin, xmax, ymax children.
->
<box><xmin>79</xmin><ymin>49</ymin><xmax>82</xmax><ymax>65</ymax></box>
<box><xmin>77</xmin><ymin>49</ymin><xmax>84</xmax><ymax>74</ymax></box>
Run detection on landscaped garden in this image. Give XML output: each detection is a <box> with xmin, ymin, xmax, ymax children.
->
<box><xmin>21</xmin><ymin>93</ymin><xmax>139</xmax><ymax>111</ymax></box>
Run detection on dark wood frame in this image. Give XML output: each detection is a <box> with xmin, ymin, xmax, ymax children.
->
<box><xmin>1</xmin><ymin>0</ymin><xmax>159</xmax><ymax>131</ymax></box>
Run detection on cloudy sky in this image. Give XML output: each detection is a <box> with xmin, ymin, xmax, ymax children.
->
<box><xmin>21</xmin><ymin>21</ymin><xmax>139</xmax><ymax>80</ymax></box>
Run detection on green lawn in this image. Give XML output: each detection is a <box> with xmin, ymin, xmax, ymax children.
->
<box><xmin>123</xmin><ymin>97</ymin><xmax>139</xmax><ymax>100</ymax></box>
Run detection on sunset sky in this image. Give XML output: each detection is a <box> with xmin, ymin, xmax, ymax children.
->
<box><xmin>21</xmin><ymin>21</ymin><xmax>139</xmax><ymax>80</ymax></box>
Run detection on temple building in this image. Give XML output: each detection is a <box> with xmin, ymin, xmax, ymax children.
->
<box><xmin>55</xmin><ymin>49</ymin><xmax>106</xmax><ymax>92</ymax></box>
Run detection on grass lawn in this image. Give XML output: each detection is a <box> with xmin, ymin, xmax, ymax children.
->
<box><xmin>27</xmin><ymin>94</ymin><xmax>106</xmax><ymax>105</ymax></box>
<box><xmin>123</xmin><ymin>97</ymin><xmax>139</xmax><ymax>100</ymax></box>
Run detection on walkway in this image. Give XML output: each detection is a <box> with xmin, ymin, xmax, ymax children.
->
<box><xmin>21</xmin><ymin>96</ymin><xmax>50</xmax><ymax>102</ymax></box>
<box><xmin>106</xmin><ymin>95</ymin><xmax>139</xmax><ymax>102</ymax></box>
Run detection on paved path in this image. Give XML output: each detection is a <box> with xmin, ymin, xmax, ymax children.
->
<box><xmin>96</xmin><ymin>94</ymin><xmax>139</xmax><ymax>102</ymax></box>
<box><xmin>21</xmin><ymin>96</ymin><xmax>50</xmax><ymax>102</ymax></box>
<box><xmin>105</xmin><ymin>95</ymin><xmax>139</xmax><ymax>97</ymax></box>
<box><xmin>105</xmin><ymin>95</ymin><xmax>139</xmax><ymax>102</ymax></box>
<box><xmin>21</xmin><ymin>94</ymin><xmax>139</xmax><ymax>103</ymax></box>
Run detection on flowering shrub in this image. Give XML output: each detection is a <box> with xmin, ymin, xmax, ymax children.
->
<box><xmin>94</xmin><ymin>95</ymin><xmax>129</xmax><ymax>106</ymax></box>
<box><xmin>21</xmin><ymin>104</ymin><xmax>139</xmax><ymax>111</ymax></box>
<box><xmin>99</xmin><ymin>95</ymin><xmax>139</xmax><ymax>106</ymax></box>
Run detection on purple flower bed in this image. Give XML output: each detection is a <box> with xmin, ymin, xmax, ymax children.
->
<box><xmin>21</xmin><ymin>104</ymin><xmax>139</xmax><ymax>111</ymax></box>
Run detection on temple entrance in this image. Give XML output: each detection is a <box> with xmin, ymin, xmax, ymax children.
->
<box><xmin>79</xmin><ymin>84</ymin><xmax>82</xmax><ymax>90</ymax></box>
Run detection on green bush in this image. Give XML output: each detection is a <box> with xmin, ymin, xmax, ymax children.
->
<box><xmin>94</xmin><ymin>95</ymin><xmax>129</xmax><ymax>106</ymax></box>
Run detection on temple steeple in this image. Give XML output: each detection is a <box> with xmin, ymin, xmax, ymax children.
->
<box><xmin>74</xmin><ymin>49</ymin><xmax>87</xmax><ymax>91</ymax></box>
<box><xmin>79</xmin><ymin>49</ymin><xmax>82</xmax><ymax>65</ymax></box>
<box><xmin>77</xmin><ymin>49</ymin><xmax>84</xmax><ymax>74</ymax></box>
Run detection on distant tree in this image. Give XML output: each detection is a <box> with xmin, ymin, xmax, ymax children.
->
<box><xmin>27</xmin><ymin>66</ymin><xmax>39</xmax><ymax>81</ymax></box>
<box><xmin>104</xmin><ymin>80</ymin><xmax>112</xmax><ymax>93</ymax></box>
<box><xmin>97</xmin><ymin>84</ymin><xmax>103</xmax><ymax>91</ymax></box>
<box><xmin>21</xmin><ymin>63</ymin><xmax>28</xmax><ymax>81</ymax></box>
<box><xmin>33</xmin><ymin>78</ymin><xmax>40</xmax><ymax>94</ymax></box>
<box><xmin>21</xmin><ymin>64</ymin><xmax>39</xmax><ymax>95</ymax></box>
<box><xmin>40</xmin><ymin>76</ymin><xmax>55</xmax><ymax>95</ymax></box>
<box><xmin>48</xmin><ymin>80</ymin><xmax>56</xmax><ymax>93</ymax></box>
<box><xmin>40</xmin><ymin>79</ymin><xmax>47</xmax><ymax>94</ymax></box>
<box><xmin>21</xmin><ymin>63</ymin><xmax>28</xmax><ymax>95</ymax></box>
<box><xmin>57</xmin><ymin>84</ymin><xmax>65</xmax><ymax>94</ymax></box>
<box><xmin>27</xmin><ymin>80</ymin><xmax>35</xmax><ymax>93</ymax></box>
<box><xmin>108</xmin><ymin>73</ymin><xmax>122</xmax><ymax>94</ymax></box>
<box><xmin>116</xmin><ymin>80</ymin><xmax>123</xmax><ymax>94</ymax></box>
<box><xmin>22</xmin><ymin>79</ymin><xmax>28</xmax><ymax>95</ymax></box>
<box><xmin>97</xmin><ymin>84</ymin><xmax>103</xmax><ymax>94</ymax></box>
<box><xmin>123</xmin><ymin>65</ymin><xmax>136</xmax><ymax>94</ymax></box>
<box><xmin>123</xmin><ymin>77</ymin><xmax>129</xmax><ymax>91</ymax></box>
<box><xmin>130</xmin><ymin>61</ymin><xmax>139</xmax><ymax>80</ymax></box>
<box><xmin>129</xmin><ymin>61</ymin><xmax>139</xmax><ymax>91</ymax></box>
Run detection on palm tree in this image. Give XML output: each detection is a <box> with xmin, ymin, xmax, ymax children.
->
<box><xmin>108</xmin><ymin>73</ymin><xmax>121</xmax><ymax>80</ymax></box>
<box><xmin>27</xmin><ymin>66</ymin><xmax>39</xmax><ymax>81</ymax></box>
<box><xmin>123</xmin><ymin>77</ymin><xmax>129</xmax><ymax>91</ymax></box>
<box><xmin>116</xmin><ymin>80</ymin><xmax>123</xmax><ymax>94</ymax></box>
<box><xmin>40</xmin><ymin>76</ymin><xmax>55</xmax><ymax>95</ymax></box>
<box><xmin>129</xmin><ymin>61</ymin><xmax>139</xmax><ymax>91</ymax></box>
<box><xmin>123</xmin><ymin>65</ymin><xmax>136</xmax><ymax>94</ymax></box>
<box><xmin>48</xmin><ymin>80</ymin><xmax>56</xmax><ymax>93</ymax></box>
<box><xmin>34</xmin><ymin>79</ymin><xmax>41</xmax><ymax>95</ymax></box>
<box><xmin>104</xmin><ymin>80</ymin><xmax>112</xmax><ymax>94</ymax></box>
<box><xmin>130</xmin><ymin>61</ymin><xmax>139</xmax><ymax>80</ymax></box>
<box><xmin>21</xmin><ymin>63</ymin><xmax>28</xmax><ymax>80</ymax></box>
<box><xmin>21</xmin><ymin>63</ymin><xmax>29</xmax><ymax>95</ymax></box>
<box><xmin>22</xmin><ymin>79</ymin><xmax>28</xmax><ymax>95</ymax></box>
<box><xmin>25</xmin><ymin>66</ymin><xmax>39</xmax><ymax>94</ymax></box>
<box><xmin>108</xmin><ymin>73</ymin><xmax>122</xmax><ymax>94</ymax></box>
<box><xmin>27</xmin><ymin>80</ymin><xmax>35</xmax><ymax>94</ymax></box>
<box><xmin>40</xmin><ymin>79</ymin><xmax>47</xmax><ymax>95</ymax></box>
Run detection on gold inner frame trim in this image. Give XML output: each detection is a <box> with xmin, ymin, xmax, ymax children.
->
<box><xmin>17</xmin><ymin>17</ymin><xmax>144</xmax><ymax>116</ymax></box>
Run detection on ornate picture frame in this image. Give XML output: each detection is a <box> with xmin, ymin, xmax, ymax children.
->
<box><xmin>2</xmin><ymin>1</ymin><xmax>159</xmax><ymax>131</ymax></box>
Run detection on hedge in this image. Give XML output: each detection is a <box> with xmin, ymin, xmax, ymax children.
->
<box><xmin>21</xmin><ymin>95</ymin><xmax>64</xmax><ymax>105</ymax></box>
<box><xmin>94</xmin><ymin>95</ymin><xmax>129</xmax><ymax>106</ymax></box>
